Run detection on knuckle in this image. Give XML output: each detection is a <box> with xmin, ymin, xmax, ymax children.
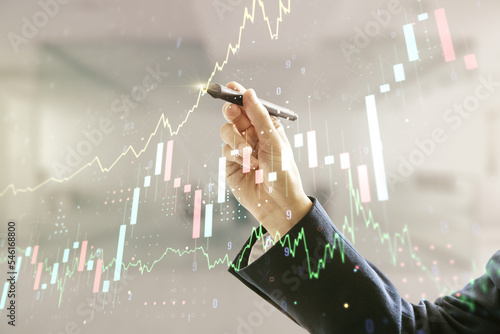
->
<box><xmin>227</xmin><ymin>81</ymin><xmax>245</xmax><ymax>91</ymax></box>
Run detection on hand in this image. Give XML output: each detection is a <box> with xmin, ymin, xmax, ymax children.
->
<box><xmin>220</xmin><ymin>82</ymin><xmax>312</xmax><ymax>240</ymax></box>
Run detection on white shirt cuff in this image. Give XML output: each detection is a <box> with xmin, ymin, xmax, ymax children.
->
<box><xmin>248</xmin><ymin>232</ymin><xmax>273</xmax><ymax>265</ymax></box>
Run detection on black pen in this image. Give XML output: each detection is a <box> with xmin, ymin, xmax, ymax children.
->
<box><xmin>205</xmin><ymin>83</ymin><xmax>298</xmax><ymax>121</ymax></box>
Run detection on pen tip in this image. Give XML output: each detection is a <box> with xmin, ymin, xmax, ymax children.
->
<box><xmin>206</xmin><ymin>83</ymin><xmax>220</xmax><ymax>97</ymax></box>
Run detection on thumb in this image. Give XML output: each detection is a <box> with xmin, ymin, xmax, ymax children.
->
<box><xmin>243</xmin><ymin>89</ymin><xmax>280</xmax><ymax>141</ymax></box>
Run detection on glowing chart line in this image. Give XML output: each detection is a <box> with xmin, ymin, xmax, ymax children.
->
<box><xmin>0</xmin><ymin>0</ymin><xmax>293</xmax><ymax>198</ymax></box>
<box><xmin>3</xmin><ymin>167</ymin><xmax>452</xmax><ymax>308</ymax></box>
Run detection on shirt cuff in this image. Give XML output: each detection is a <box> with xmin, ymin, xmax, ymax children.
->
<box><xmin>248</xmin><ymin>231</ymin><xmax>272</xmax><ymax>264</ymax></box>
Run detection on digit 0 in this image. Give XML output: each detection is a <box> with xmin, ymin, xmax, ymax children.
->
<box><xmin>365</xmin><ymin>319</ymin><xmax>374</xmax><ymax>333</ymax></box>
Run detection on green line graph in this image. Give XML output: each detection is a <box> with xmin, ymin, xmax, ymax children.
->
<box><xmin>3</xmin><ymin>167</ymin><xmax>454</xmax><ymax>310</ymax></box>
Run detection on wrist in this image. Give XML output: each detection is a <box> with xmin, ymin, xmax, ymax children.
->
<box><xmin>262</xmin><ymin>194</ymin><xmax>312</xmax><ymax>240</ymax></box>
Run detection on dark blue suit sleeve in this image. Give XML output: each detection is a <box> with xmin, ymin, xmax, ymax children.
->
<box><xmin>228</xmin><ymin>197</ymin><xmax>500</xmax><ymax>333</ymax></box>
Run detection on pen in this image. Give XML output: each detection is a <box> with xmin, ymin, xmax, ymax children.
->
<box><xmin>205</xmin><ymin>83</ymin><xmax>298</xmax><ymax>121</ymax></box>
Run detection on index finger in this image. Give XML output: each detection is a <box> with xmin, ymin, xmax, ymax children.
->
<box><xmin>222</xmin><ymin>82</ymin><xmax>252</xmax><ymax>132</ymax></box>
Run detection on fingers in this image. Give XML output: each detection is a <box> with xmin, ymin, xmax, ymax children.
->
<box><xmin>220</xmin><ymin>123</ymin><xmax>247</xmax><ymax>153</ymax></box>
<box><xmin>223</xmin><ymin>82</ymin><xmax>287</xmax><ymax>145</ymax></box>
<box><xmin>222</xmin><ymin>103</ymin><xmax>252</xmax><ymax>133</ymax></box>
<box><xmin>222</xmin><ymin>144</ymin><xmax>243</xmax><ymax>165</ymax></box>
<box><xmin>222</xmin><ymin>144</ymin><xmax>260</xmax><ymax>171</ymax></box>
<box><xmin>226</xmin><ymin>81</ymin><xmax>246</xmax><ymax>92</ymax></box>
<box><xmin>222</xmin><ymin>83</ymin><xmax>292</xmax><ymax>161</ymax></box>
<box><xmin>241</xmin><ymin>125</ymin><xmax>259</xmax><ymax>153</ymax></box>
<box><xmin>220</xmin><ymin>123</ymin><xmax>259</xmax><ymax>167</ymax></box>
<box><xmin>243</xmin><ymin>89</ymin><xmax>281</xmax><ymax>144</ymax></box>
<box><xmin>270</xmin><ymin>115</ymin><xmax>289</xmax><ymax>144</ymax></box>
<box><xmin>222</xmin><ymin>82</ymin><xmax>252</xmax><ymax>133</ymax></box>
<box><xmin>222</xmin><ymin>145</ymin><xmax>242</xmax><ymax>177</ymax></box>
